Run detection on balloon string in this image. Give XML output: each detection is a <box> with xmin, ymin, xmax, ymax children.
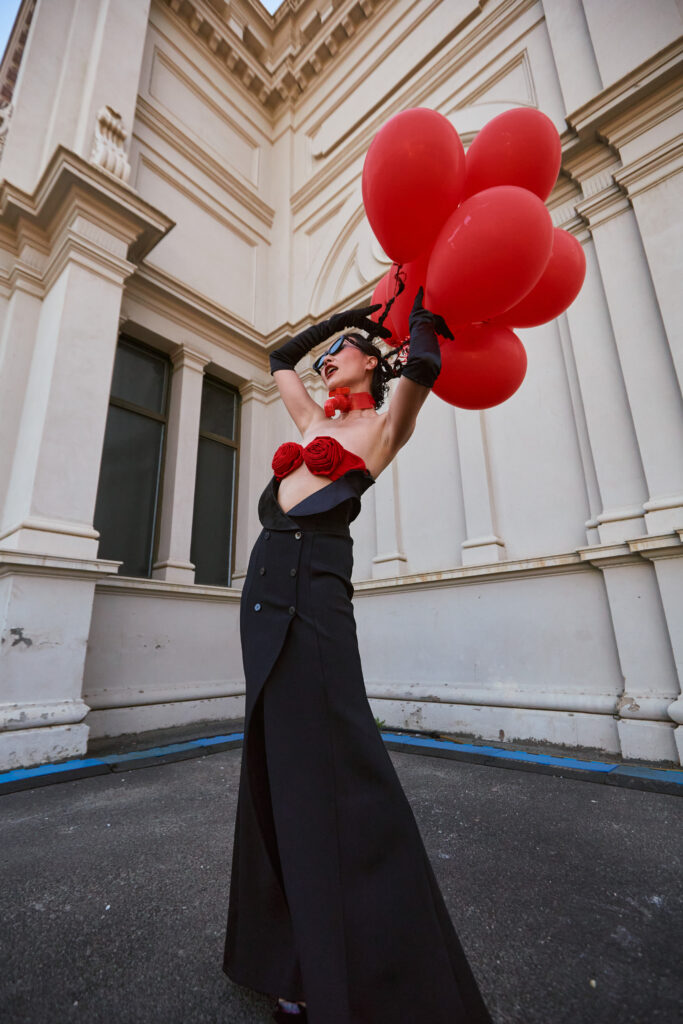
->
<box><xmin>377</xmin><ymin>262</ymin><xmax>404</xmax><ymax>329</ymax></box>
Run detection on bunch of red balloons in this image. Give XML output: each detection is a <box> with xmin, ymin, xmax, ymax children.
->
<box><xmin>362</xmin><ymin>107</ymin><xmax>586</xmax><ymax>410</ymax></box>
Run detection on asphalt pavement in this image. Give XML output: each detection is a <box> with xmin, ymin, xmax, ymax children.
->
<box><xmin>1</xmin><ymin>742</ymin><xmax>681</xmax><ymax>1024</ymax></box>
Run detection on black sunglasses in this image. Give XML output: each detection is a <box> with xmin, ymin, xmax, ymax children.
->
<box><xmin>313</xmin><ymin>335</ymin><xmax>362</xmax><ymax>375</ymax></box>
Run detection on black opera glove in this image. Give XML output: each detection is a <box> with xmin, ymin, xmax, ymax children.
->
<box><xmin>269</xmin><ymin>304</ymin><xmax>392</xmax><ymax>375</ymax></box>
<box><xmin>402</xmin><ymin>287</ymin><xmax>454</xmax><ymax>389</ymax></box>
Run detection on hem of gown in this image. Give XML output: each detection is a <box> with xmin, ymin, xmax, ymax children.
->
<box><xmin>222</xmin><ymin>960</ymin><xmax>304</xmax><ymax>1006</ymax></box>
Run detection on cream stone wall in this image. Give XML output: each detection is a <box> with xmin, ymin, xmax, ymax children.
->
<box><xmin>0</xmin><ymin>0</ymin><xmax>681</xmax><ymax>770</ymax></box>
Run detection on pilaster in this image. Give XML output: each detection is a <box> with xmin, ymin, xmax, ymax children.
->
<box><xmin>613</xmin><ymin>135</ymin><xmax>683</xmax><ymax>395</ymax></box>
<box><xmin>0</xmin><ymin>145</ymin><xmax>173</xmax><ymax>770</ymax></box>
<box><xmin>455</xmin><ymin>407</ymin><xmax>506</xmax><ymax>566</ymax></box>
<box><xmin>578</xmin><ymin>540</ymin><xmax>680</xmax><ymax>763</ymax></box>
<box><xmin>371</xmin><ymin>459</ymin><xmax>407</xmax><ymax>579</ymax></box>
<box><xmin>568</xmin><ymin>152</ymin><xmax>683</xmax><ymax>537</ymax></box>
<box><xmin>628</xmin><ymin>532</ymin><xmax>683</xmax><ymax>765</ymax></box>
<box><xmin>562</xmin><ymin>227</ymin><xmax>649</xmax><ymax>544</ymax></box>
<box><xmin>152</xmin><ymin>346</ymin><xmax>210</xmax><ymax>584</ymax></box>
<box><xmin>231</xmin><ymin>379</ymin><xmax>273</xmax><ymax>587</ymax></box>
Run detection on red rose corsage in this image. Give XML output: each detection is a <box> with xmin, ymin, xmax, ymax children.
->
<box><xmin>302</xmin><ymin>435</ymin><xmax>344</xmax><ymax>476</ymax></box>
<box><xmin>272</xmin><ymin>441</ymin><xmax>304</xmax><ymax>480</ymax></box>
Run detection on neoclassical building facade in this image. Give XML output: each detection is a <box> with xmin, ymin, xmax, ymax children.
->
<box><xmin>0</xmin><ymin>0</ymin><xmax>681</xmax><ymax>771</ymax></box>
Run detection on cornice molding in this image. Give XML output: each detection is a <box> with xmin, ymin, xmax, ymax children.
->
<box><xmin>170</xmin><ymin>345</ymin><xmax>211</xmax><ymax>373</ymax></box>
<box><xmin>289</xmin><ymin>0</ymin><xmax>543</xmax><ymax>213</ymax></box>
<box><xmin>127</xmin><ymin>262</ymin><xmax>266</xmax><ymax>346</ymax></box>
<box><xmin>566</xmin><ymin>37</ymin><xmax>683</xmax><ymax>142</ymax></box>
<box><xmin>574</xmin><ymin>182</ymin><xmax>630</xmax><ymax>230</ymax></box>
<box><xmin>158</xmin><ymin>0</ymin><xmax>388</xmax><ymax>114</ymax></box>
<box><xmin>0</xmin><ymin>546</ymin><xmax>121</xmax><ymax>582</ymax></box>
<box><xmin>614</xmin><ymin>133</ymin><xmax>683</xmax><ymax>199</ymax></box>
<box><xmin>95</xmin><ymin>571</ymin><xmax>242</xmax><ymax>601</ymax></box>
<box><xmin>0</xmin><ymin>145</ymin><xmax>174</xmax><ymax>266</ymax></box>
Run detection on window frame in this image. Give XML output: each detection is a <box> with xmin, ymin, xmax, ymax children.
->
<box><xmin>103</xmin><ymin>333</ymin><xmax>171</xmax><ymax>578</ymax></box>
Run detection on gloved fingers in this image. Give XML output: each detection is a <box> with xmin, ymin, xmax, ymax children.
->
<box><xmin>433</xmin><ymin>313</ymin><xmax>454</xmax><ymax>340</ymax></box>
<box><xmin>411</xmin><ymin>286</ymin><xmax>425</xmax><ymax>313</ymax></box>
<box><xmin>346</xmin><ymin>303</ymin><xmax>384</xmax><ymax>325</ymax></box>
<box><xmin>363</xmin><ymin>320</ymin><xmax>393</xmax><ymax>339</ymax></box>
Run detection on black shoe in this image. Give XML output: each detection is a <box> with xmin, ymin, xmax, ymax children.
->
<box><xmin>272</xmin><ymin>998</ymin><xmax>307</xmax><ymax>1021</ymax></box>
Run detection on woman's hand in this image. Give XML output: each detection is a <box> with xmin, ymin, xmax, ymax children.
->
<box><xmin>328</xmin><ymin>304</ymin><xmax>392</xmax><ymax>339</ymax></box>
<box><xmin>409</xmin><ymin>287</ymin><xmax>454</xmax><ymax>340</ymax></box>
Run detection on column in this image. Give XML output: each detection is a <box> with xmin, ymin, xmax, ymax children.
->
<box><xmin>576</xmin><ymin>185</ymin><xmax>683</xmax><ymax>536</ymax></box>
<box><xmin>0</xmin><ymin>147</ymin><xmax>172</xmax><ymax>771</ymax></box>
<box><xmin>579</xmin><ymin>549</ymin><xmax>679</xmax><ymax>763</ymax></box>
<box><xmin>0</xmin><ymin>249</ymin><xmax>44</xmax><ymax>521</ymax></box>
<box><xmin>455</xmin><ymin>407</ymin><xmax>506</xmax><ymax>566</ymax></box>
<box><xmin>629</xmin><ymin>535</ymin><xmax>683</xmax><ymax>765</ymax></box>
<box><xmin>152</xmin><ymin>347</ymin><xmax>210</xmax><ymax>584</ymax></box>
<box><xmin>372</xmin><ymin>459</ymin><xmax>408</xmax><ymax>579</ymax></box>
<box><xmin>563</xmin><ymin>233</ymin><xmax>649</xmax><ymax>543</ymax></box>
<box><xmin>231</xmin><ymin>380</ymin><xmax>272</xmax><ymax>588</ymax></box>
<box><xmin>614</xmin><ymin>139</ymin><xmax>683</xmax><ymax>397</ymax></box>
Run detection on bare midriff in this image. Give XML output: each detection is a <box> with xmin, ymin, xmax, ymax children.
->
<box><xmin>276</xmin><ymin>462</ymin><xmax>338</xmax><ymax>514</ymax></box>
<box><xmin>275</xmin><ymin>413</ymin><xmax>390</xmax><ymax>515</ymax></box>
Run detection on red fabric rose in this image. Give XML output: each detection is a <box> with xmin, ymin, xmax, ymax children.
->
<box><xmin>303</xmin><ymin>435</ymin><xmax>344</xmax><ymax>477</ymax></box>
<box><xmin>272</xmin><ymin>442</ymin><xmax>304</xmax><ymax>480</ymax></box>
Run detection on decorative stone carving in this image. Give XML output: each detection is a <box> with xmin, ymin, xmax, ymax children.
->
<box><xmin>90</xmin><ymin>105</ymin><xmax>132</xmax><ymax>183</ymax></box>
<box><xmin>0</xmin><ymin>101</ymin><xmax>13</xmax><ymax>155</ymax></box>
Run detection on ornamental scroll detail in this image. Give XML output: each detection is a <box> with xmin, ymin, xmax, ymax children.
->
<box><xmin>0</xmin><ymin>102</ymin><xmax>14</xmax><ymax>155</ymax></box>
<box><xmin>90</xmin><ymin>105</ymin><xmax>131</xmax><ymax>183</ymax></box>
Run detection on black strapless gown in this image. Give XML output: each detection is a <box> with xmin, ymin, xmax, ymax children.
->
<box><xmin>223</xmin><ymin>469</ymin><xmax>492</xmax><ymax>1024</ymax></box>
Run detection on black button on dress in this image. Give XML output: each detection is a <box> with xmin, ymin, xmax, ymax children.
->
<box><xmin>223</xmin><ymin>468</ymin><xmax>492</xmax><ymax>1024</ymax></box>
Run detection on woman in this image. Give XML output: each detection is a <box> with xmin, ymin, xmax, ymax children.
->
<box><xmin>222</xmin><ymin>288</ymin><xmax>493</xmax><ymax>1024</ymax></box>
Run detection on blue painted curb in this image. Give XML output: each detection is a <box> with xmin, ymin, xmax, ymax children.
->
<box><xmin>0</xmin><ymin>729</ymin><xmax>681</xmax><ymax>796</ymax></box>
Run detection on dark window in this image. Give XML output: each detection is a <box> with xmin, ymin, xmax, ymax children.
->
<box><xmin>191</xmin><ymin>377</ymin><xmax>240</xmax><ymax>586</ymax></box>
<box><xmin>93</xmin><ymin>338</ymin><xmax>169</xmax><ymax>577</ymax></box>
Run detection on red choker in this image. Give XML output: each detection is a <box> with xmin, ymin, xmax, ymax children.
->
<box><xmin>324</xmin><ymin>387</ymin><xmax>376</xmax><ymax>418</ymax></box>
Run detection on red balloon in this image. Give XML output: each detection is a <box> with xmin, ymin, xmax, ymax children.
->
<box><xmin>370</xmin><ymin>272</ymin><xmax>400</xmax><ymax>346</ymax></box>
<box><xmin>433</xmin><ymin>324</ymin><xmax>527</xmax><ymax>410</ymax></box>
<box><xmin>494</xmin><ymin>229</ymin><xmax>586</xmax><ymax>327</ymax></box>
<box><xmin>463</xmin><ymin>107</ymin><xmax>562</xmax><ymax>202</ymax></box>
<box><xmin>386</xmin><ymin>253</ymin><xmax>430</xmax><ymax>338</ymax></box>
<box><xmin>362</xmin><ymin>108</ymin><xmax>466</xmax><ymax>264</ymax></box>
<box><xmin>425</xmin><ymin>186</ymin><xmax>554</xmax><ymax>328</ymax></box>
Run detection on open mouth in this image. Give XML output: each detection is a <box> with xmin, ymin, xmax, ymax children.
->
<box><xmin>325</xmin><ymin>366</ymin><xmax>338</xmax><ymax>380</ymax></box>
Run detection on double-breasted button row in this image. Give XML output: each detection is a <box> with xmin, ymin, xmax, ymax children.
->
<box><xmin>252</xmin><ymin>526</ymin><xmax>302</xmax><ymax>613</ymax></box>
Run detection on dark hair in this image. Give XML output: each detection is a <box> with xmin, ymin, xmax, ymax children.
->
<box><xmin>343</xmin><ymin>332</ymin><xmax>404</xmax><ymax>410</ymax></box>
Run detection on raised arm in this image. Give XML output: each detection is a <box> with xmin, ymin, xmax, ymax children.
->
<box><xmin>382</xmin><ymin>287</ymin><xmax>453</xmax><ymax>450</ymax></box>
<box><xmin>269</xmin><ymin>305</ymin><xmax>390</xmax><ymax>434</ymax></box>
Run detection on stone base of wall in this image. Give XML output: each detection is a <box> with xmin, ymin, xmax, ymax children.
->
<box><xmin>0</xmin><ymin>723</ymin><xmax>89</xmax><ymax>772</ymax></box>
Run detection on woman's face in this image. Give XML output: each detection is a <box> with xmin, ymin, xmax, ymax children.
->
<box><xmin>320</xmin><ymin>339</ymin><xmax>377</xmax><ymax>389</ymax></box>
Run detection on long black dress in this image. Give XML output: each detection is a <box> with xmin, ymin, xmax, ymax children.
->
<box><xmin>223</xmin><ymin>466</ymin><xmax>493</xmax><ymax>1024</ymax></box>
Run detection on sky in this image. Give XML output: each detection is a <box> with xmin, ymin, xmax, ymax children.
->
<box><xmin>259</xmin><ymin>0</ymin><xmax>285</xmax><ymax>12</ymax></box>
<box><xmin>0</xmin><ymin>0</ymin><xmax>22</xmax><ymax>63</ymax></box>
